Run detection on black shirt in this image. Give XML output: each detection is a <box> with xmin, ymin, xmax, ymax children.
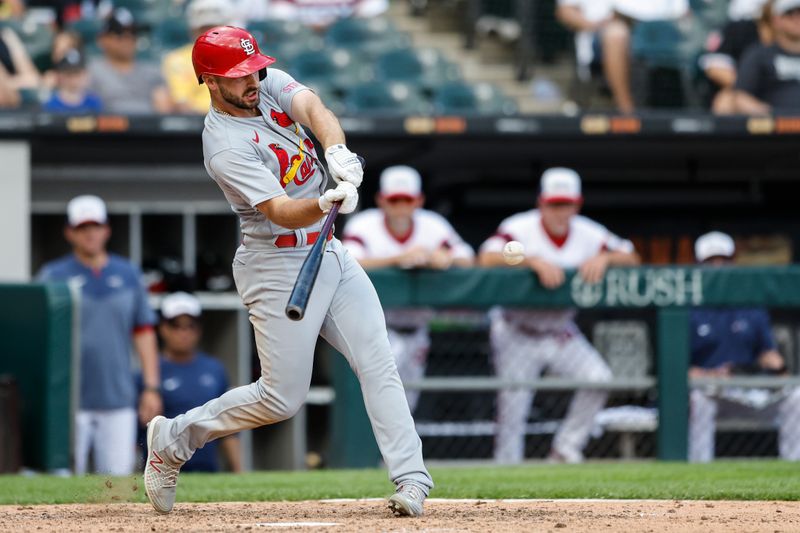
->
<box><xmin>736</xmin><ymin>44</ymin><xmax>800</xmax><ymax>109</ymax></box>
<box><xmin>716</xmin><ymin>20</ymin><xmax>761</xmax><ymax>66</ymax></box>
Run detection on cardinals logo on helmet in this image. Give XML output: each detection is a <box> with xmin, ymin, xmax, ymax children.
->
<box><xmin>240</xmin><ymin>38</ymin><xmax>255</xmax><ymax>56</ymax></box>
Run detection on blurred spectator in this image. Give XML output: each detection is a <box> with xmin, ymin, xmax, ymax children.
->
<box><xmin>89</xmin><ymin>8</ymin><xmax>173</xmax><ymax>114</ymax></box>
<box><xmin>137</xmin><ymin>292</ymin><xmax>242</xmax><ymax>472</ymax></box>
<box><xmin>478</xmin><ymin>168</ymin><xmax>640</xmax><ymax>464</ymax></box>
<box><xmin>730</xmin><ymin>0</ymin><xmax>771</xmax><ymax>21</ymax></box>
<box><xmin>0</xmin><ymin>25</ymin><xmax>41</xmax><ymax>108</ymax></box>
<box><xmin>267</xmin><ymin>0</ymin><xmax>388</xmax><ymax>30</ymax></box>
<box><xmin>556</xmin><ymin>0</ymin><xmax>688</xmax><ymax>113</ymax></box>
<box><xmin>162</xmin><ymin>0</ymin><xmax>233</xmax><ymax>114</ymax></box>
<box><xmin>342</xmin><ymin>166</ymin><xmax>474</xmax><ymax>412</ymax></box>
<box><xmin>52</xmin><ymin>0</ymin><xmax>113</xmax><ymax>28</ymax></box>
<box><xmin>37</xmin><ymin>195</ymin><xmax>161</xmax><ymax>475</ymax></box>
<box><xmin>43</xmin><ymin>48</ymin><xmax>103</xmax><ymax>112</ymax></box>
<box><xmin>0</xmin><ymin>0</ymin><xmax>25</xmax><ymax>20</ymax></box>
<box><xmin>689</xmin><ymin>231</ymin><xmax>800</xmax><ymax>462</ymax></box>
<box><xmin>703</xmin><ymin>0</ymin><xmax>774</xmax><ymax>113</ymax></box>
<box><xmin>43</xmin><ymin>30</ymin><xmax>83</xmax><ymax>90</ymax></box>
<box><xmin>734</xmin><ymin>0</ymin><xmax>800</xmax><ymax>113</ymax></box>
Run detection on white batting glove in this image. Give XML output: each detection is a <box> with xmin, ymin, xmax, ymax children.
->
<box><xmin>325</xmin><ymin>144</ymin><xmax>363</xmax><ymax>188</ymax></box>
<box><xmin>318</xmin><ymin>182</ymin><xmax>359</xmax><ymax>214</ymax></box>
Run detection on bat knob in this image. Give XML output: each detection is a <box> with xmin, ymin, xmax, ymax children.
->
<box><xmin>286</xmin><ymin>304</ymin><xmax>304</xmax><ymax>321</ymax></box>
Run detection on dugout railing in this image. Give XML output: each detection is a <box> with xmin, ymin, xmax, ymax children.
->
<box><xmin>329</xmin><ymin>266</ymin><xmax>800</xmax><ymax>466</ymax></box>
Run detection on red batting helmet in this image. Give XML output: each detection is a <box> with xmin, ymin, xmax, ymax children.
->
<box><xmin>192</xmin><ymin>26</ymin><xmax>276</xmax><ymax>85</ymax></box>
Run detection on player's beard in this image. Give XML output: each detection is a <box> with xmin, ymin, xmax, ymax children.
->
<box><xmin>220</xmin><ymin>84</ymin><xmax>260</xmax><ymax>110</ymax></box>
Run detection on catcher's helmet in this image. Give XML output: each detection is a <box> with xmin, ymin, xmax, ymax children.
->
<box><xmin>192</xmin><ymin>26</ymin><xmax>275</xmax><ymax>84</ymax></box>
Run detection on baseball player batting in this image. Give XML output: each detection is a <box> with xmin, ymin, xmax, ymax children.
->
<box><xmin>143</xmin><ymin>26</ymin><xmax>432</xmax><ymax>517</ymax></box>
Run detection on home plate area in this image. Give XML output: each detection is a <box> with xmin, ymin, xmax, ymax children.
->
<box><xmin>2</xmin><ymin>499</ymin><xmax>798</xmax><ymax>532</ymax></box>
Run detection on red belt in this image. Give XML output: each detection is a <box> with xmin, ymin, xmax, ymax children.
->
<box><xmin>274</xmin><ymin>231</ymin><xmax>332</xmax><ymax>248</ymax></box>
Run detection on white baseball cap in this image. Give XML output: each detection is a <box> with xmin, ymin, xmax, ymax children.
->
<box><xmin>67</xmin><ymin>195</ymin><xmax>107</xmax><ymax>227</ymax></box>
<box><xmin>161</xmin><ymin>292</ymin><xmax>202</xmax><ymax>320</ymax></box>
<box><xmin>775</xmin><ymin>0</ymin><xmax>800</xmax><ymax>15</ymax></box>
<box><xmin>539</xmin><ymin>167</ymin><xmax>582</xmax><ymax>204</ymax></box>
<box><xmin>379</xmin><ymin>165</ymin><xmax>422</xmax><ymax>199</ymax></box>
<box><xmin>187</xmin><ymin>0</ymin><xmax>233</xmax><ymax>30</ymax></box>
<box><xmin>695</xmin><ymin>231</ymin><xmax>736</xmax><ymax>262</ymax></box>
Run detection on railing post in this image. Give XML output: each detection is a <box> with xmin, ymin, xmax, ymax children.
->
<box><xmin>657</xmin><ymin>307</ymin><xmax>689</xmax><ymax>461</ymax></box>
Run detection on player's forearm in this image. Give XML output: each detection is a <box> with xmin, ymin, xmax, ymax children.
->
<box><xmin>452</xmin><ymin>256</ymin><xmax>475</xmax><ymax>267</ymax></box>
<box><xmin>605</xmin><ymin>250</ymin><xmax>640</xmax><ymax>266</ymax></box>
<box><xmin>705</xmin><ymin>66</ymin><xmax>736</xmax><ymax>88</ymax></box>
<box><xmin>478</xmin><ymin>251</ymin><xmax>513</xmax><ymax>267</ymax></box>
<box><xmin>734</xmin><ymin>91</ymin><xmax>771</xmax><ymax>114</ymax></box>
<box><xmin>556</xmin><ymin>5</ymin><xmax>596</xmax><ymax>32</ymax></box>
<box><xmin>134</xmin><ymin>329</ymin><xmax>160</xmax><ymax>388</ymax></box>
<box><xmin>310</xmin><ymin>107</ymin><xmax>345</xmax><ymax>149</ymax></box>
<box><xmin>258</xmin><ymin>196</ymin><xmax>324</xmax><ymax>229</ymax></box>
<box><xmin>299</xmin><ymin>94</ymin><xmax>345</xmax><ymax>149</ymax></box>
<box><xmin>358</xmin><ymin>256</ymin><xmax>403</xmax><ymax>269</ymax></box>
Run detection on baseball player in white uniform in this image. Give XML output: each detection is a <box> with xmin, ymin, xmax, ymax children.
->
<box><xmin>143</xmin><ymin>26</ymin><xmax>432</xmax><ymax>517</ymax></box>
<box><xmin>342</xmin><ymin>166</ymin><xmax>475</xmax><ymax>412</ymax></box>
<box><xmin>478</xmin><ymin>167</ymin><xmax>640</xmax><ymax>464</ymax></box>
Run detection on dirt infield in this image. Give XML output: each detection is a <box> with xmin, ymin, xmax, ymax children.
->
<box><xmin>2</xmin><ymin>499</ymin><xmax>798</xmax><ymax>532</ymax></box>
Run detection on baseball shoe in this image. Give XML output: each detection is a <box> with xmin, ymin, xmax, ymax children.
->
<box><xmin>144</xmin><ymin>415</ymin><xmax>181</xmax><ymax>514</ymax></box>
<box><xmin>546</xmin><ymin>445</ymin><xmax>584</xmax><ymax>464</ymax></box>
<box><xmin>388</xmin><ymin>482</ymin><xmax>426</xmax><ymax>517</ymax></box>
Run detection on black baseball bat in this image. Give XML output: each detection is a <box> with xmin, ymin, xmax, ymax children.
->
<box><xmin>285</xmin><ymin>156</ymin><xmax>364</xmax><ymax>321</ymax></box>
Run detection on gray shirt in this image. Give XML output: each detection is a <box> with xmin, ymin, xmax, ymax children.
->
<box><xmin>88</xmin><ymin>57</ymin><xmax>165</xmax><ymax>114</ymax></box>
<box><xmin>203</xmin><ymin>69</ymin><xmax>327</xmax><ymax>243</ymax></box>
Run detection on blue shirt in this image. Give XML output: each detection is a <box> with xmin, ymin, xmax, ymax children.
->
<box><xmin>42</xmin><ymin>92</ymin><xmax>103</xmax><ymax>114</ymax></box>
<box><xmin>690</xmin><ymin>308</ymin><xmax>776</xmax><ymax>369</ymax></box>
<box><xmin>138</xmin><ymin>353</ymin><xmax>229</xmax><ymax>472</ymax></box>
<box><xmin>37</xmin><ymin>254</ymin><xmax>155</xmax><ymax>409</ymax></box>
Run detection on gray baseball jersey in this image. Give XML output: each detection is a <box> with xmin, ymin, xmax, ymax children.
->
<box><xmin>151</xmin><ymin>69</ymin><xmax>433</xmax><ymax>493</ymax></box>
<box><xmin>203</xmin><ymin>69</ymin><xmax>327</xmax><ymax>243</ymax></box>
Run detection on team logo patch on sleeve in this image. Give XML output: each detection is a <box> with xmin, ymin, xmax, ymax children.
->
<box><xmin>240</xmin><ymin>38</ymin><xmax>255</xmax><ymax>55</ymax></box>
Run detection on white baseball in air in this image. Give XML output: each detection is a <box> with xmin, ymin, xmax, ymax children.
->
<box><xmin>502</xmin><ymin>240</ymin><xmax>525</xmax><ymax>265</ymax></box>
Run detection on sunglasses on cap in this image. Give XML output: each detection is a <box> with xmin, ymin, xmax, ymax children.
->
<box><xmin>384</xmin><ymin>195</ymin><xmax>416</xmax><ymax>204</ymax></box>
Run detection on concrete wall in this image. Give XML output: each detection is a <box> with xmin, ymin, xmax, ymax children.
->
<box><xmin>0</xmin><ymin>142</ymin><xmax>30</xmax><ymax>282</ymax></box>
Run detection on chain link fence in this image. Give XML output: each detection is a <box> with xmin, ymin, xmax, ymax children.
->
<box><xmin>385</xmin><ymin>309</ymin><xmax>800</xmax><ymax>463</ymax></box>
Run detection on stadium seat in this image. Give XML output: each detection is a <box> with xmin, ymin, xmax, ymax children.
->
<box><xmin>66</xmin><ymin>18</ymin><xmax>103</xmax><ymax>46</ymax></box>
<box><xmin>112</xmin><ymin>0</ymin><xmax>168</xmax><ymax>25</ymax></box>
<box><xmin>152</xmin><ymin>17</ymin><xmax>190</xmax><ymax>49</ymax></box>
<box><xmin>689</xmin><ymin>0</ymin><xmax>729</xmax><ymax>31</ymax></box>
<box><xmin>631</xmin><ymin>18</ymin><xmax>707</xmax><ymax>108</ymax></box>
<box><xmin>325</xmin><ymin>17</ymin><xmax>409</xmax><ymax>57</ymax></box>
<box><xmin>287</xmin><ymin>49</ymin><xmax>370</xmax><ymax>92</ymax></box>
<box><xmin>247</xmin><ymin>20</ymin><xmax>323</xmax><ymax>64</ymax></box>
<box><xmin>1</xmin><ymin>18</ymin><xmax>55</xmax><ymax>72</ymax></box>
<box><xmin>375</xmin><ymin>48</ymin><xmax>460</xmax><ymax>92</ymax></box>
<box><xmin>17</xmin><ymin>88</ymin><xmax>41</xmax><ymax>111</ymax></box>
<box><xmin>343</xmin><ymin>81</ymin><xmax>430</xmax><ymax>115</ymax></box>
<box><xmin>304</xmin><ymin>82</ymin><xmax>344</xmax><ymax>115</ymax></box>
<box><xmin>432</xmin><ymin>81</ymin><xmax>517</xmax><ymax>115</ymax></box>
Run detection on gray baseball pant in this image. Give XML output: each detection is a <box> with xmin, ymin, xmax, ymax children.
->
<box><xmin>152</xmin><ymin>238</ymin><xmax>433</xmax><ymax>491</ymax></box>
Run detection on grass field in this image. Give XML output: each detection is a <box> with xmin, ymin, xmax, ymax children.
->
<box><xmin>1</xmin><ymin>461</ymin><xmax>798</xmax><ymax>505</ymax></box>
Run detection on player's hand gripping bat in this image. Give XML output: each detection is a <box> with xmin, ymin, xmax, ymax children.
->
<box><xmin>285</xmin><ymin>156</ymin><xmax>365</xmax><ymax>321</ymax></box>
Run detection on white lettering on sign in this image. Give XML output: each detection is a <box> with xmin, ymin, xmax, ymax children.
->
<box><xmin>571</xmin><ymin>268</ymin><xmax>703</xmax><ymax>308</ymax></box>
<box><xmin>240</xmin><ymin>38</ymin><xmax>255</xmax><ymax>56</ymax></box>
